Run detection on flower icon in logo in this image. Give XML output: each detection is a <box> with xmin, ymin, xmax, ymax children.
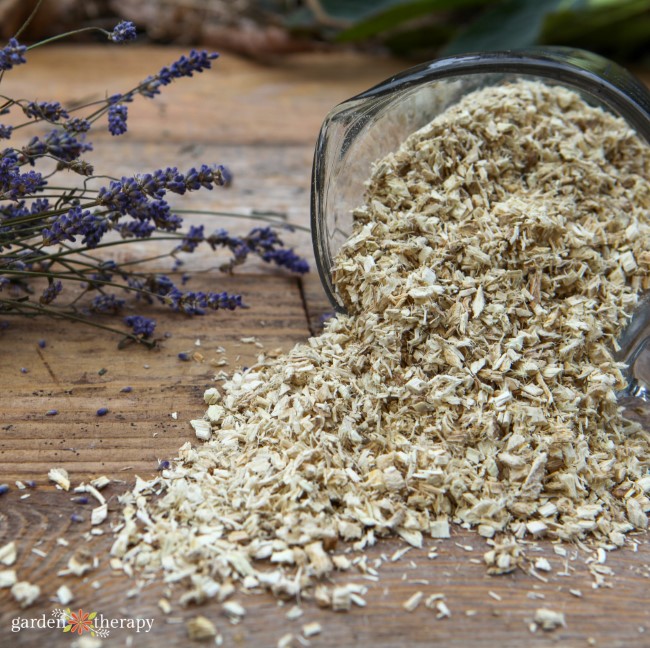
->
<box><xmin>62</xmin><ymin>608</ymin><xmax>97</xmax><ymax>635</ymax></box>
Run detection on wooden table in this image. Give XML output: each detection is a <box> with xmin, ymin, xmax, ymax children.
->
<box><xmin>1</xmin><ymin>45</ymin><xmax>648</xmax><ymax>648</ymax></box>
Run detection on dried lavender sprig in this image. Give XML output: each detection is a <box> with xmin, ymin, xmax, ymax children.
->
<box><xmin>0</xmin><ymin>14</ymin><xmax>309</xmax><ymax>344</ymax></box>
<box><xmin>23</xmin><ymin>21</ymin><xmax>136</xmax><ymax>52</ymax></box>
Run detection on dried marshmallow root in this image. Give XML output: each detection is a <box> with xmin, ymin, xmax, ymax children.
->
<box><xmin>110</xmin><ymin>80</ymin><xmax>650</xmax><ymax>612</ymax></box>
<box><xmin>0</xmin><ymin>541</ymin><xmax>16</xmax><ymax>566</ymax></box>
<box><xmin>56</xmin><ymin>584</ymin><xmax>74</xmax><ymax>605</ymax></box>
<box><xmin>189</xmin><ymin>419</ymin><xmax>212</xmax><ymax>441</ymax></box>
<box><xmin>0</xmin><ymin>569</ymin><xmax>17</xmax><ymax>588</ymax></box>
<box><xmin>11</xmin><ymin>581</ymin><xmax>40</xmax><ymax>608</ymax></box>
<box><xmin>532</xmin><ymin>608</ymin><xmax>566</xmax><ymax>632</ymax></box>
<box><xmin>302</xmin><ymin>621</ymin><xmax>322</xmax><ymax>637</ymax></box>
<box><xmin>48</xmin><ymin>467</ymin><xmax>70</xmax><ymax>491</ymax></box>
<box><xmin>186</xmin><ymin>615</ymin><xmax>217</xmax><ymax>640</ymax></box>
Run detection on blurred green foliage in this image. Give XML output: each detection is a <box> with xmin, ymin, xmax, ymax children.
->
<box><xmin>275</xmin><ymin>0</ymin><xmax>650</xmax><ymax>65</ymax></box>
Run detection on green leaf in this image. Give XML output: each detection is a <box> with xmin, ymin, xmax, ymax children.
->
<box><xmin>542</xmin><ymin>0</ymin><xmax>650</xmax><ymax>42</ymax></box>
<box><xmin>63</xmin><ymin>625</ymin><xmax>72</xmax><ymax>633</ymax></box>
<box><xmin>319</xmin><ymin>0</ymin><xmax>409</xmax><ymax>22</ymax></box>
<box><xmin>383</xmin><ymin>23</ymin><xmax>456</xmax><ymax>56</ymax></box>
<box><xmin>442</xmin><ymin>0</ymin><xmax>566</xmax><ymax>55</ymax></box>
<box><xmin>336</xmin><ymin>0</ymin><xmax>491</xmax><ymax>42</ymax></box>
<box><xmin>88</xmin><ymin>612</ymin><xmax>97</xmax><ymax>620</ymax></box>
<box><xmin>543</xmin><ymin>11</ymin><xmax>650</xmax><ymax>61</ymax></box>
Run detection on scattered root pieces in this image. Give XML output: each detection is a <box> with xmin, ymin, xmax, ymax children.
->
<box><xmin>58</xmin><ymin>550</ymin><xmax>94</xmax><ymax>577</ymax></box>
<box><xmin>302</xmin><ymin>621</ymin><xmax>322</xmax><ymax>637</ymax></box>
<box><xmin>531</xmin><ymin>608</ymin><xmax>567</xmax><ymax>632</ymax></box>
<box><xmin>222</xmin><ymin>600</ymin><xmax>246</xmax><ymax>622</ymax></box>
<box><xmin>277</xmin><ymin>633</ymin><xmax>294</xmax><ymax>648</ymax></box>
<box><xmin>186</xmin><ymin>615</ymin><xmax>217</xmax><ymax>640</ymax></box>
<box><xmin>90</xmin><ymin>475</ymin><xmax>110</xmax><ymax>490</ymax></box>
<box><xmin>330</xmin><ymin>584</ymin><xmax>368</xmax><ymax>611</ymax></box>
<box><xmin>11</xmin><ymin>581</ymin><xmax>40</xmax><ymax>608</ymax></box>
<box><xmin>109</xmin><ymin>81</ymin><xmax>649</xmax><ymax>627</ymax></box>
<box><xmin>158</xmin><ymin>598</ymin><xmax>173</xmax><ymax>614</ymax></box>
<box><xmin>189</xmin><ymin>418</ymin><xmax>212</xmax><ymax>441</ymax></box>
<box><xmin>0</xmin><ymin>541</ymin><xmax>16</xmax><ymax>566</ymax></box>
<box><xmin>0</xmin><ymin>569</ymin><xmax>17</xmax><ymax>588</ymax></box>
<box><xmin>424</xmin><ymin>594</ymin><xmax>451</xmax><ymax>619</ymax></box>
<box><xmin>56</xmin><ymin>584</ymin><xmax>74</xmax><ymax>606</ymax></box>
<box><xmin>48</xmin><ymin>467</ymin><xmax>70</xmax><ymax>491</ymax></box>
<box><xmin>403</xmin><ymin>591</ymin><xmax>423</xmax><ymax>612</ymax></box>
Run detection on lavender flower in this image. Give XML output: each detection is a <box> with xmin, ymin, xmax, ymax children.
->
<box><xmin>0</xmin><ymin>150</ymin><xmax>45</xmax><ymax>199</ymax></box>
<box><xmin>108</xmin><ymin>21</ymin><xmax>137</xmax><ymax>44</ymax></box>
<box><xmin>90</xmin><ymin>294</ymin><xmax>125</xmax><ymax>313</ymax></box>
<box><xmin>40</xmin><ymin>280</ymin><xmax>62</xmax><ymax>304</ymax></box>
<box><xmin>124</xmin><ymin>315</ymin><xmax>156</xmax><ymax>337</ymax></box>
<box><xmin>0</xmin><ymin>38</ymin><xmax>27</xmax><ymax>71</ymax></box>
<box><xmin>137</xmin><ymin>50</ymin><xmax>219</xmax><ymax>99</ymax></box>
<box><xmin>178</xmin><ymin>225</ymin><xmax>204</xmax><ymax>252</ymax></box>
<box><xmin>115</xmin><ymin>219</ymin><xmax>156</xmax><ymax>239</ymax></box>
<box><xmin>159</xmin><ymin>50</ymin><xmax>219</xmax><ymax>84</ymax></box>
<box><xmin>42</xmin><ymin>206</ymin><xmax>108</xmax><ymax>248</ymax></box>
<box><xmin>64</xmin><ymin>118</ymin><xmax>91</xmax><ymax>134</ymax></box>
<box><xmin>262</xmin><ymin>248</ymin><xmax>309</xmax><ymax>274</ymax></box>
<box><xmin>108</xmin><ymin>104</ymin><xmax>128</xmax><ymax>136</ymax></box>
<box><xmin>22</xmin><ymin>130</ymin><xmax>92</xmax><ymax>163</ymax></box>
<box><xmin>23</xmin><ymin>101</ymin><xmax>69</xmax><ymax>122</ymax></box>
<box><xmin>0</xmin><ymin>12</ymin><xmax>305</xmax><ymax>347</ymax></box>
<box><xmin>207</xmin><ymin>226</ymin><xmax>309</xmax><ymax>274</ymax></box>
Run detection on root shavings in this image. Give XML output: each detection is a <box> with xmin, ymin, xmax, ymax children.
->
<box><xmin>111</xmin><ymin>81</ymin><xmax>649</xmax><ymax>629</ymax></box>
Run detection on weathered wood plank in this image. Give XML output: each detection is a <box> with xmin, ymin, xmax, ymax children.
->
<box><xmin>0</xmin><ymin>273</ymin><xmax>310</xmax><ymax>483</ymax></box>
<box><xmin>1</xmin><ymin>487</ymin><xmax>648</xmax><ymax>648</ymax></box>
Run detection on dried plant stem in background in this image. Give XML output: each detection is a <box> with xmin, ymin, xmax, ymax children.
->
<box><xmin>112</xmin><ymin>81</ymin><xmax>650</xmax><ymax>604</ymax></box>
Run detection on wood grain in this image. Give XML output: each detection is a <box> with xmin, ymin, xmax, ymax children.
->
<box><xmin>1</xmin><ymin>46</ymin><xmax>649</xmax><ymax>648</ymax></box>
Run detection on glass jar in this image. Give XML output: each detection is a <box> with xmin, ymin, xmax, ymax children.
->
<box><xmin>310</xmin><ymin>47</ymin><xmax>650</xmax><ymax>407</ymax></box>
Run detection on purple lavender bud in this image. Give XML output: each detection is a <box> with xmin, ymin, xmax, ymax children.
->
<box><xmin>108</xmin><ymin>104</ymin><xmax>128</xmax><ymax>136</ymax></box>
<box><xmin>108</xmin><ymin>21</ymin><xmax>137</xmax><ymax>44</ymax></box>
<box><xmin>96</xmin><ymin>407</ymin><xmax>109</xmax><ymax>416</ymax></box>
<box><xmin>0</xmin><ymin>38</ymin><xmax>26</xmax><ymax>71</ymax></box>
<box><xmin>124</xmin><ymin>315</ymin><xmax>156</xmax><ymax>338</ymax></box>
<box><xmin>23</xmin><ymin>101</ymin><xmax>69</xmax><ymax>122</ymax></box>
